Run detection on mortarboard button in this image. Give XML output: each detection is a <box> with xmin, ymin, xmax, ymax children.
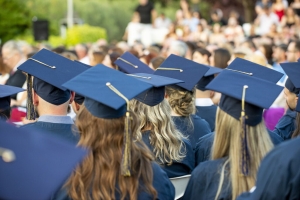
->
<box><xmin>154</xmin><ymin>54</ymin><xmax>209</xmax><ymax>91</ymax></box>
<box><xmin>114</xmin><ymin>52</ymin><xmax>154</xmax><ymax>74</ymax></box>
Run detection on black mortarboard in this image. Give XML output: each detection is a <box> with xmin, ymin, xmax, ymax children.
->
<box><xmin>196</xmin><ymin>66</ymin><xmax>223</xmax><ymax>91</ymax></box>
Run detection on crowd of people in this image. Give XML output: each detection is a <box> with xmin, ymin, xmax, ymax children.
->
<box><xmin>1</xmin><ymin>0</ymin><xmax>300</xmax><ymax>199</ymax></box>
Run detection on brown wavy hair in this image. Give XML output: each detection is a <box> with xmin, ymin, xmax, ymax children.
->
<box><xmin>165</xmin><ymin>86</ymin><xmax>196</xmax><ymax>117</ymax></box>
<box><xmin>66</xmin><ymin>106</ymin><xmax>157</xmax><ymax>200</ymax></box>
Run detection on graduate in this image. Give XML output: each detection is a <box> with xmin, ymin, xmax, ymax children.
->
<box><xmin>195</xmin><ymin>66</ymin><xmax>222</xmax><ymax>132</ymax></box>
<box><xmin>129</xmin><ymin>73</ymin><xmax>195</xmax><ymax>178</ymax></box>
<box><xmin>237</xmin><ymin>136</ymin><xmax>300</xmax><ymax>200</ymax></box>
<box><xmin>17</xmin><ymin>49</ymin><xmax>88</xmax><ymax>144</ymax></box>
<box><xmin>154</xmin><ymin>54</ymin><xmax>211</xmax><ymax>150</ymax></box>
<box><xmin>0</xmin><ymin>84</ymin><xmax>24</xmax><ymax>121</ymax></box>
<box><xmin>273</xmin><ymin>61</ymin><xmax>300</xmax><ymax>140</ymax></box>
<box><xmin>182</xmin><ymin>70</ymin><xmax>283</xmax><ymax>200</ymax></box>
<box><xmin>194</xmin><ymin>58</ymin><xmax>284</xmax><ymax>165</ymax></box>
<box><xmin>58</xmin><ymin>65</ymin><xmax>175</xmax><ymax>200</ymax></box>
<box><xmin>0</xmin><ymin>121</ymin><xmax>87</xmax><ymax>200</ymax></box>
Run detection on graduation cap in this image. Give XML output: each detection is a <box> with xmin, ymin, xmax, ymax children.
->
<box><xmin>0</xmin><ymin>120</ymin><xmax>87</xmax><ymax>200</ymax></box>
<box><xmin>62</xmin><ymin>64</ymin><xmax>152</xmax><ymax>176</ymax></box>
<box><xmin>114</xmin><ymin>52</ymin><xmax>154</xmax><ymax>74</ymax></box>
<box><xmin>0</xmin><ymin>85</ymin><xmax>24</xmax><ymax>110</ymax></box>
<box><xmin>227</xmin><ymin>58</ymin><xmax>284</xmax><ymax>83</ymax></box>
<box><xmin>206</xmin><ymin>70</ymin><xmax>283</xmax><ymax>175</ymax></box>
<box><xmin>17</xmin><ymin>49</ymin><xmax>88</xmax><ymax>120</ymax></box>
<box><xmin>128</xmin><ymin>73</ymin><xmax>183</xmax><ymax>106</ymax></box>
<box><xmin>280</xmin><ymin>62</ymin><xmax>300</xmax><ymax>112</ymax></box>
<box><xmin>196</xmin><ymin>66</ymin><xmax>223</xmax><ymax>91</ymax></box>
<box><xmin>154</xmin><ymin>54</ymin><xmax>209</xmax><ymax>91</ymax></box>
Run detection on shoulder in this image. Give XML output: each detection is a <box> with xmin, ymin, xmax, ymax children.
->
<box><xmin>267</xmin><ymin>129</ymin><xmax>283</xmax><ymax>145</ymax></box>
<box><xmin>192</xmin><ymin>115</ymin><xmax>210</xmax><ymax>128</ymax></box>
<box><xmin>194</xmin><ymin>158</ymin><xmax>225</xmax><ymax>175</ymax></box>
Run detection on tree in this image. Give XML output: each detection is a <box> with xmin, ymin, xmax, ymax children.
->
<box><xmin>0</xmin><ymin>0</ymin><xmax>32</xmax><ymax>43</ymax></box>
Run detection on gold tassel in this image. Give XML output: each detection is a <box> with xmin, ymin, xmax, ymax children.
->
<box><xmin>121</xmin><ymin>111</ymin><xmax>132</xmax><ymax>176</ymax></box>
<box><xmin>26</xmin><ymin>74</ymin><xmax>35</xmax><ymax>120</ymax></box>
<box><xmin>240</xmin><ymin>85</ymin><xmax>249</xmax><ymax>176</ymax></box>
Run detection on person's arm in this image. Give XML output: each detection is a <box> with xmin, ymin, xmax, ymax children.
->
<box><xmin>151</xmin><ymin>9</ymin><xmax>157</xmax><ymax>27</ymax></box>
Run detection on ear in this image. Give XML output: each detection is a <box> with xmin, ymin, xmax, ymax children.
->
<box><xmin>32</xmin><ymin>89</ymin><xmax>39</xmax><ymax>106</ymax></box>
<box><xmin>164</xmin><ymin>93</ymin><xmax>169</xmax><ymax>99</ymax></box>
<box><xmin>69</xmin><ymin>91</ymin><xmax>75</xmax><ymax>104</ymax></box>
<box><xmin>74</xmin><ymin>102</ymin><xmax>81</xmax><ymax>111</ymax></box>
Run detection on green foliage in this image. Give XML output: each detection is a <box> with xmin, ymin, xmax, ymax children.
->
<box><xmin>65</xmin><ymin>24</ymin><xmax>107</xmax><ymax>46</ymax></box>
<box><xmin>0</xmin><ymin>0</ymin><xmax>32</xmax><ymax>43</ymax></box>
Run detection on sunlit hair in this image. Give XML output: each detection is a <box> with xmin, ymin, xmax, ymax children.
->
<box><xmin>66</xmin><ymin>105</ymin><xmax>157</xmax><ymax>200</ymax></box>
<box><xmin>130</xmin><ymin>99</ymin><xmax>186</xmax><ymax>165</ymax></box>
<box><xmin>165</xmin><ymin>86</ymin><xmax>196</xmax><ymax>117</ymax></box>
<box><xmin>212</xmin><ymin>108</ymin><xmax>273</xmax><ymax>200</ymax></box>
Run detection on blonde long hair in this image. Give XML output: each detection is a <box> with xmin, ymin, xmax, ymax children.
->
<box><xmin>66</xmin><ymin>106</ymin><xmax>157</xmax><ymax>200</ymax></box>
<box><xmin>212</xmin><ymin>108</ymin><xmax>273</xmax><ymax>200</ymax></box>
<box><xmin>130</xmin><ymin>99</ymin><xmax>186</xmax><ymax>165</ymax></box>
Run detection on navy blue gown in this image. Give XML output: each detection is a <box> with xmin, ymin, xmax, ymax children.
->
<box><xmin>172</xmin><ymin>115</ymin><xmax>211</xmax><ymax>150</ymax></box>
<box><xmin>182</xmin><ymin>157</ymin><xmax>231</xmax><ymax>200</ymax></box>
<box><xmin>52</xmin><ymin>162</ymin><xmax>175</xmax><ymax>200</ymax></box>
<box><xmin>142</xmin><ymin>130</ymin><xmax>195</xmax><ymax>178</ymax></box>
<box><xmin>21</xmin><ymin>122</ymin><xmax>79</xmax><ymax>144</ymax></box>
<box><xmin>237</xmin><ymin>137</ymin><xmax>300</xmax><ymax>200</ymax></box>
<box><xmin>273</xmin><ymin>109</ymin><xmax>297</xmax><ymax>140</ymax></box>
<box><xmin>196</xmin><ymin>105</ymin><xmax>217</xmax><ymax>132</ymax></box>
<box><xmin>195</xmin><ymin>130</ymin><xmax>283</xmax><ymax>166</ymax></box>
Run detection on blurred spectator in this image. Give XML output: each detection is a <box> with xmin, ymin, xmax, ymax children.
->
<box><xmin>61</xmin><ymin>51</ymin><xmax>78</xmax><ymax>61</ymax></box>
<box><xmin>89</xmin><ymin>51</ymin><xmax>106</xmax><ymax>66</ymax></box>
<box><xmin>224</xmin><ymin>17</ymin><xmax>244</xmax><ymax>45</ymax></box>
<box><xmin>272</xmin><ymin>0</ymin><xmax>286</xmax><ymax>21</ymax></box>
<box><xmin>272</xmin><ymin>44</ymin><xmax>288</xmax><ymax>84</ymax></box>
<box><xmin>291</xmin><ymin>0</ymin><xmax>300</xmax><ymax>17</ymax></box>
<box><xmin>2</xmin><ymin>40</ymin><xmax>26</xmax><ymax>99</ymax></box>
<box><xmin>75</xmin><ymin>43</ymin><xmax>89</xmax><ymax>64</ymax></box>
<box><xmin>135</xmin><ymin>0</ymin><xmax>156</xmax><ymax>26</ymax></box>
<box><xmin>281</xmin><ymin>7</ymin><xmax>300</xmax><ymax>28</ymax></box>
<box><xmin>192</xmin><ymin>23</ymin><xmax>209</xmax><ymax>43</ymax></box>
<box><xmin>208</xmin><ymin>10</ymin><xmax>227</xmax><ymax>26</ymax></box>
<box><xmin>154</xmin><ymin>13</ymin><xmax>171</xmax><ymax>29</ymax></box>
<box><xmin>140</xmin><ymin>46</ymin><xmax>160</xmax><ymax>65</ymax></box>
<box><xmin>192</xmin><ymin>48</ymin><xmax>211</xmax><ymax>65</ymax></box>
<box><xmin>258</xmin><ymin>44</ymin><xmax>274</xmax><ymax>65</ymax></box>
<box><xmin>123</xmin><ymin>12</ymin><xmax>142</xmax><ymax>47</ymax></box>
<box><xmin>286</xmin><ymin>40</ymin><xmax>300</xmax><ymax>62</ymax></box>
<box><xmin>210</xmin><ymin>48</ymin><xmax>231</xmax><ymax>69</ymax></box>
<box><xmin>149</xmin><ymin>56</ymin><xmax>165</xmax><ymax>70</ymax></box>
<box><xmin>255</xmin><ymin>5</ymin><xmax>279</xmax><ymax>36</ymax></box>
<box><xmin>255</xmin><ymin>0</ymin><xmax>273</xmax><ymax>15</ymax></box>
<box><xmin>209</xmin><ymin>23</ymin><xmax>226</xmax><ymax>46</ymax></box>
<box><xmin>228</xmin><ymin>10</ymin><xmax>244</xmax><ymax>26</ymax></box>
<box><xmin>182</xmin><ymin>10</ymin><xmax>199</xmax><ymax>32</ymax></box>
<box><xmin>102</xmin><ymin>52</ymin><xmax>121</xmax><ymax>70</ymax></box>
<box><xmin>185</xmin><ymin>41</ymin><xmax>197</xmax><ymax>60</ymax></box>
<box><xmin>167</xmin><ymin>40</ymin><xmax>188</xmax><ymax>57</ymax></box>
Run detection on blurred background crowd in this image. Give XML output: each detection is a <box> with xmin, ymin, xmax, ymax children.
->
<box><xmin>1</xmin><ymin>0</ymin><xmax>300</xmax><ymax>127</ymax></box>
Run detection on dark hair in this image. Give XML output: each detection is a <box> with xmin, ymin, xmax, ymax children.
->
<box><xmin>150</xmin><ymin>56</ymin><xmax>165</xmax><ymax>70</ymax></box>
<box><xmin>243</xmin><ymin>39</ymin><xmax>257</xmax><ymax>51</ymax></box>
<box><xmin>194</xmin><ymin>48</ymin><xmax>211</xmax><ymax>58</ymax></box>
<box><xmin>277</xmin><ymin>44</ymin><xmax>288</xmax><ymax>52</ymax></box>
<box><xmin>292</xmin><ymin>40</ymin><xmax>300</xmax><ymax>52</ymax></box>
<box><xmin>261</xmin><ymin>44</ymin><xmax>273</xmax><ymax>63</ymax></box>
<box><xmin>213</xmin><ymin>48</ymin><xmax>231</xmax><ymax>69</ymax></box>
<box><xmin>185</xmin><ymin>41</ymin><xmax>197</xmax><ymax>53</ymax></box>
<box><xmin>292</xmin><ymin>113</ymin><xmax>300</xmax><ymax>138</ymax></box>
<box><xmin>0</xmin><ymin>108</ymin><xmax>11</xmax><ymax>121</ymax></box>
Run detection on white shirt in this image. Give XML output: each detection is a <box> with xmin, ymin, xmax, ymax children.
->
<box><xmin>259</xmin><ymin>13</ymin><xmax>279</xmax><ymax>35</ymax></box>
<box><xmin>195</xmin><ymin>98</ymin><xmax>214</xmax><ymax>107</ymax></box>
<box><xmin>79</xmin><ymin>56</ymin><xmax>90</xmax><ymax>65</ymax></box>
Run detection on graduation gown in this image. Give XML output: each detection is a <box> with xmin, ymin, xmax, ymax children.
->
<box><xmin>172</xmin><ymin>115</ymin><xmax>211</xmax><ymax>150</ymax></box>
<box><xmin>182</xmin><ymin>157</ymin><xmax>231</xmax><ymax>200</ymax></box>
<box><xmin>52</xmin><ymin>162</ymin><xmax>175</xmax><ymax>200</ymax></box>
<box><xmin>237</xmin><ymin>137</ymin><xmax>300</xmax><ymax>200</ymax></box>
<box><xmin>273</xmin><ymin>109</ymin><xmax>297</xmax><ymax>140</ymax></box>
<box><xmin>21</xmin><ymin>122</ymin><xmax>79</xmax><ymax>144</ymax></box>
<box><xmin>196</xmin><ymin>105</ymin><xmax>217</xmax><ymax>132</ymax></box>
<box><xmin>142</xmin><ymin>130</ymin><xmax>195</xmax><ymax>178</ymax></box>
<box><xmin>195</xmin><ymin>130</ymin><xmax>283</xmax><ymax>166</ymax></box>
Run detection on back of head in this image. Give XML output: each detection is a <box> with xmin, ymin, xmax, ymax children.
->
<box><xmin>212</xmin><ymin>108</ymin><xmax>273</xmax><ymax>200</ymax></box>
<box><xmin>67</xmin><ymin>105</ymin><xmax>157</xmax><ymax>200</ymax></box>
<box><xmin>165</xmin><ymin>86</ymin><xmax>196</xmax><ymax>116</ymax></box>
<box><xmin>130</xmin><ymin>99</ymin><xmax>186</xmax><ymax>165</ymax></box>
<box><xmin>168</xmin><ymin>40</ymin><xmax>188</xmax><ymax>57</ymax></box>
<box><xmin>2</xmin><ymin>40</ymin><xmax>22</xmax><ymax>56</ymax></box>
<box><xmin>213</xmin><ymin>48</ymin><xmax>231</xmax><ymax>69</ymax></box>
